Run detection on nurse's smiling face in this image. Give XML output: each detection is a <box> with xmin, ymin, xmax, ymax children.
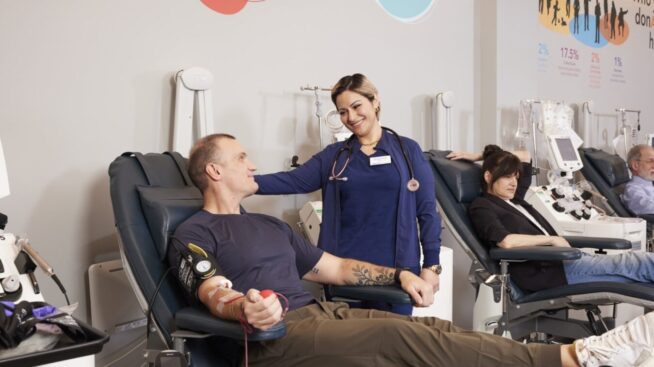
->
<box><xmin>335</xmin><ymin>90</ymin><xmax>380</xmax><ymax>139</ymax></box>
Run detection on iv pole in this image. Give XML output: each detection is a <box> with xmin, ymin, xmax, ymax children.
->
<box><xmin>615</xmin><ymin>108</ymin><xmax>641</xmax><ymax>159</ymax></box>
<box><xmin>300</xmin><ymin>85</ymin><xmax>332</xmax><ymax>150</ymax></box>
<box><xmin>518</xmin><ymin>99</ymin><xmax>543</xmax><ymax>183</ymax></box>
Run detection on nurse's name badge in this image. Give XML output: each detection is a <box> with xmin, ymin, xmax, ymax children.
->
<box><xmin>370</xmin><ymin>155</ymin><xmax>391</xmax><ymax>166</ymax></box>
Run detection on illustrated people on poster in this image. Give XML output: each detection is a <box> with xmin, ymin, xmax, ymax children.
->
<box><xmin>540</xmin><ymin>0</ymin><xmax>544</xmax><ymax>14</ymax></box>
<box><xmin>603</xmin><ymin>0</ymin><xmax>608</xmax><ymax>26</ymax></box>
<box><xmin>610</xmin><ymin>1</ymin><xmax>617</xmax><ymax>39</ymax></box>
<box><xmin>584</xmin><ymin>0</ymin><xmax>590</xmax><ymax>31</ymax></box>
<box><xmin>594</xmin><ymin>0</ymin><xmax>601</xmax><ymax>43</ymax></box>
<box><xmin>566</xmin><ymin>0</ymin><xmax>571</xmax><ymax>17</ymax></box>
<box><xmin>573</xmin><ymin>0</ymin><xmax>580</xmax><ymax>34</ymax></box>
<box><xmin>547</xmin><ymin>0</ymin><xmax>552</xmax><ymax>14</ymax></box>
<box><xmin>618</xmin><ymin>7</ymin><xmax>628</xmax><ymax>36</ymax></box>
<box><xmin>552</xmin><ymin>0</ymin><xmax>560</xmax><ymax>24</ymax></box>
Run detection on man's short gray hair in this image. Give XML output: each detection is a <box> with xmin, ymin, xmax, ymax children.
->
<box><xmin>188</xmin><ymin>133</ymin><xmax>236</xmax><ymax>191</ymax></box>
<box><xmin>627</xmin><ymin>144</ymin><xmax>648</xmax><ymax>166</ymax></box>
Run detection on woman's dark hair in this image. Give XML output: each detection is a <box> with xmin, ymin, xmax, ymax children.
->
<box><xmin>480</xmin><ymin>145</ymin><xmax>522</xmax><ymax>192</ymax></box>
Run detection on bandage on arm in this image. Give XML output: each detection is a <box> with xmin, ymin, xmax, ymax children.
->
<box><xmin>198</xmin><ymin>276</ymin><xmax>244</xmax><ymax>320</ymax></box>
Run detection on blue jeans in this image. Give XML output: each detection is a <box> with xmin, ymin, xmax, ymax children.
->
<box><xmin>563</xmin><ymin>251</ymin><xmax>654</xmax><ymax>284</ymax></box>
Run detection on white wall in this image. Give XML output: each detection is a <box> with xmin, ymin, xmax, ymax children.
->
<box><xmin>0</xmin><ymin>0</ymin><xmax>475</xmax><ymax>324</ymax></box>
<box><xmin>492</xmin><ymin>0</ymin><xmax>654</xmax><ymax>148</ymax></box>
<box><xmin>7</xmin><ymin>0</ymin><xmax>648</xmax><ymax>334</ymax></box>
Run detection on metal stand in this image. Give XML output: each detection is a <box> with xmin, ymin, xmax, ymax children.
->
<box><xmin>433</xmin><ymin>91</ymin><xmax>454</xmax><ymax>150</ymax></box>
<box><xmin>173</xmin><ymin>67</ymin><xmax>214</xmax><ymax>155</ymax></box>
<box><xmin>300</xmin><ymin>85</ymin><xmax>332</xmax><ymax>150</ymax></box>
<box><xmin>614</xmin><ymin>108</ymin><xmax>641</xmax><ymax>159</ymax></box>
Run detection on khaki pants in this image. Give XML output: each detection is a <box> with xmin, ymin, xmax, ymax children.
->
<box><xmin>248</xmin><ymin>302</ymin><xmax>562</xmax><ymax>367</ymax></box>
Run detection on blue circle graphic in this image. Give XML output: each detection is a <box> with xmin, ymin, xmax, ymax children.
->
<box><xmin>377</xmin><ymin>0</ymin><xmax>436</xmax><ymax>22</ymax></box>
<box><xmin>568</xmin><ymin>16</ymin><xmax>608</xmax><ymax>48</ymax></box>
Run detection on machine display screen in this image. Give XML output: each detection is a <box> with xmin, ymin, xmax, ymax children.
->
<box><xmin>555</xmin><ymin>138</ymin><xmax>577</xmax><ymax>161</ymax></box>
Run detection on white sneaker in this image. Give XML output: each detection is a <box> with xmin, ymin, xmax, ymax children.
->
<box><xmin>576</xmin><ymin>312</ymin><xmax>654</xmax><ymax>367</ymax></box>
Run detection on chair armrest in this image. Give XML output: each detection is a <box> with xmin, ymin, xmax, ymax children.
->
<box><xmin>174</xmin><ymin>307</ymin><xmax>286</xmax><ymax>341</ymax></box>
<box><xmin>490</xmin><ymin>246</ymin><xmax>581</xmax><ymax>261</ymax></box>
<box><xmin>638</xmin><ymin>214</ymin><xmax>654</xmax><ymax>224</ymax></box>
<box><xmin>327</xmin><ymin>285</ymin><xmax>412</xmax><ymax>304</ymax></box>
<box><xmin>564</xmin><ymin>236</ymin><xmax>632</xmax><ymax>250</ymax></box>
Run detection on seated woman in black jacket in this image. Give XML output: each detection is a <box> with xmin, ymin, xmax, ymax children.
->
<box><xmin>448</xmin><ymin>145</ymin><xmax>654</xmax><ymax>293</ymax></box>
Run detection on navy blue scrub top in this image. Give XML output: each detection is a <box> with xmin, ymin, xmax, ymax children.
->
<box><xmin>255</xmin><ymin>129</ymin><xmax>441</xmax><ymax>270</ymax></box>
<box><xmin>338</xmin><ymin>147</ymin><xmax>400</xmax><ymax>266</ymax></box>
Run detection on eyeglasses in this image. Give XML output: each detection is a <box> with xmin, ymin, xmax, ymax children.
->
<box><xmin>637</xmin><ymin>159</ymin><xmax>654</xmax><ymax>165</ymax></box>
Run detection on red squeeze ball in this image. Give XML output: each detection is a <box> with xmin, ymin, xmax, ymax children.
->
<box><xmin>260</xmin><ymin>289</ymin><xmax>274</xmax><ymax>298</ymax></box>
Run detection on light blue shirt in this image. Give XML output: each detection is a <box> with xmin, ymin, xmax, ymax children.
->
<box><xmin>622</xmin><ymin>175</ymin><xmax>654</xmax><ymax>215</ymax></box>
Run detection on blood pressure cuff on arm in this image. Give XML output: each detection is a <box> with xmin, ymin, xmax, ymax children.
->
<box><xmin>170</xmin><ymin>238</ymin><xmax>220</xmax><ymax>300</ymax></box>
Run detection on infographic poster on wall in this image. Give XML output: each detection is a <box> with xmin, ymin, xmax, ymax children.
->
<box><xmin>536</xmin><ymin>0</ymin><xmax>653</xmax><ymax>89</ymax></box>
<box><xmin>200</xmin><ymin>0</ymin><xmax>437</xmax><ymax>23</ymax></box>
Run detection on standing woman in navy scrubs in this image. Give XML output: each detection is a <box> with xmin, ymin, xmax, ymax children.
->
<box><xmin>255</xmin><ymin>74</ymin><xmax>442</xmax><ymax>315</ymax></box>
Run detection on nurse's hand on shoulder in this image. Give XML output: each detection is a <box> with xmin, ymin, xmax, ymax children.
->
<box><xmin>419</xmin><ymin>268</ymin><xmax>440</xmax><ymax>293</ymax></box>
<box><xmin>243</xmin><ymin>289</ymin><xmax>283</xmax><ymax>331</ymax></box>
<box><xmin>398</xmin><ymin>271</ymin><xmax>434</xmax><ymax>307</ymax></box>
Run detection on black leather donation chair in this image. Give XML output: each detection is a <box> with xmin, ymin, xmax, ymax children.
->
<box><xmin>426</xmin><ymin>149</ymin><xmax>654</xmax><ymax>341</ymax></box>
<box><xmin>109</xmin><ymin>151</ymin><xmax>286</xmax><ymax>367</ymax></box>
<box><xmin>579</xmin><ymin>147</ymin><xmax>654</xmax><ymax>250</ymax></box>
<box><xmin>109</xmin><ymin>151</ymin><xmax>409</xmax><ymax>366</ymax></box>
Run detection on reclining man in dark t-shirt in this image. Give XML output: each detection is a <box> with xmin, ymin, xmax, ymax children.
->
<box><xmin>167</xmin><ymin>133</ymin><xmax>654</xmax><ymax>367</ymax></box>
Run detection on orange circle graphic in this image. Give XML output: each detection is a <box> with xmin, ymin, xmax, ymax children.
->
<box><xmin>600</xmin><ymin>14</ymin><xmax>630</xmax><ymax>45</ymax></box>
<box><xmin>201</xmin><ymin>0</ymin><xmax>248</xmax><ymax>15</ymax></box>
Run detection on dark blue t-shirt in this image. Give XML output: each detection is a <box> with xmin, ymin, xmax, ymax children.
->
<box><xmin>168</xmin><ymin>211</ymin><xmax>324</xmax><ymax>310</ymax></box>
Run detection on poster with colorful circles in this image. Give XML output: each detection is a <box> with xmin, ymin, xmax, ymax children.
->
<box><xmin>538</xmin><ymin>0</ymin><xmax>630</xmax><ymax>48</ymax></box>
<box><xmin>200</xmin><ymin>0</ymin><xmax>437</xmax><ymax>23</ymax></box>
<box><xmin>535</xmin><ymin>0</ymin><xmax>654</xmax><ymax>88</ymax></box>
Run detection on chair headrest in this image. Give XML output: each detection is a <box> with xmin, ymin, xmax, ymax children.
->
<box><xmin>584</xmin><ymin>148</ymin><xmax>630</xmax><ymax>187</ymax></box>
<box><xmin>427</xmin><ymin>151</ymin><xmax>482</xmax><ymax>204</ymax></box>
<box><xmin>137</xmin><ymin>186</ymin><xmax>203</xmax><ymax>260</ymax></box>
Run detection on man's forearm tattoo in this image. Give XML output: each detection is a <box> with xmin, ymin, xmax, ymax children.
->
<box><xmin>349</xmin><ymin>264</ymin><xmax>394</xmax><ymax>286</ymax></box>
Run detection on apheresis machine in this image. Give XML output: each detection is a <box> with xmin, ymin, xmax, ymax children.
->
<box><xmin>0</xmin><ymin>138</ymin><xmax>108</xmax><ymax>367</ymax></box>
<box><xmin>519</xmin><ymin>100</ymin><xmax>646</xmax><ymax>253</ymax></box>
<box><xmin>0</xmin><ymin>139</ymin><xmax>48</xmax><ymax>305</ymax></box>
<box><xmin>470</xmin><ymin>101</ymin><xmax>648</xmax><ymax>335</ymax></box>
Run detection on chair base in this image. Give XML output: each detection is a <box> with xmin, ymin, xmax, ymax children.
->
<box><xmin>506</xmin><ymin>312</ymin><xmax>614</xmax><ymax>343</ymax></box>
<box><xmin>473</xmin><ymin>282</ymin><xmax>621</xmax><ymax>342</ymax></box>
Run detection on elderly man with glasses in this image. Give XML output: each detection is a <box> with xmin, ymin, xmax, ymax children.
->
<box><xmin>623</xmin><ymin>144</ymin><xmax>654</xmax><ymax>215</ymax></box>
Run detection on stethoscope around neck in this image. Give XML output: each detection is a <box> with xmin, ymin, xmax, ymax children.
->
<box><xmin>328</xmin><ymin>126</ymin><xmax>420</xmax><ymax>192</ymax></box>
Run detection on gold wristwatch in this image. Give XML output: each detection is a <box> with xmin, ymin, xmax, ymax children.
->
<box><xmin>423</xmin><ymin>264</ymin><xmax>442</xmax><ymax>275</ymax></box>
